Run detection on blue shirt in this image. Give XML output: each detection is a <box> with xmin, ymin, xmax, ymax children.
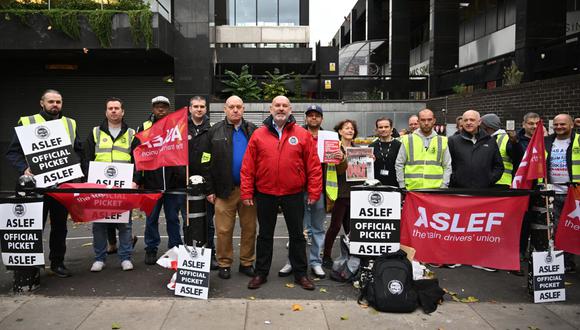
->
<box><xmin>232</xmin><ymin>126</ymin><xmax>248</xmax><ymax>185</ymax></box>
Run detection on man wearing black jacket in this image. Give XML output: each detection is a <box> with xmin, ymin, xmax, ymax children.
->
<box><xmin>202</xmin><ymin>95</ymin><xmax>258</xmax><ymax>280</ymax></box>
<box><xmin>5</xmin><ymin>89</ymin><xmax>83</xmax><ymax>278</ymax></box>
<box><xmin>448</xmin><ymin>110</ymin><xmax>504</xmax><ymax>189</ymax></box>
<box><xmin>137</xmin><ymin>96</ymin><xmax>187</xmax><ymax>265</ymax></box>
<box><xmin>186</xmin><ymin>96</ymin><xmax>218</xmax><ymax>269</ymax></box>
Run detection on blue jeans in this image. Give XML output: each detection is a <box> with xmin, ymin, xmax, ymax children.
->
<box><xmin>145</xmin><ymin>194</ymin><xmax>185</xmax><ymax>252</ymax></box>
<box><xmin>93</xmin><ymin>221</ymin><xmax>132</xmax><ymax>262</ymax></box>
<box><xmin>303</xmin><ymin>193</ymin><xmax>326</xmax><ymax>267</ymax></box>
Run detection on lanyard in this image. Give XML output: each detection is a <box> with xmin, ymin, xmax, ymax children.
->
<box><xmin>377</xmin><ymin>141</ymin><xmax>392</xmax><ymax>168</ymax></box>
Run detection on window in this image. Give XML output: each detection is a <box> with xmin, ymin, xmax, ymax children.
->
<box><xmin>258</xmin><ymin>0</ymin><xmax>278</xmax><ymax>26</ymax></box>
<box><xmin>279</xmin><ymin>0</ymin><xmax>300</xmax><ymax>26</ymax></box>
<box><xmin>236</xmin><ymin>0</ymin><xmax>257</xmax><ymax>26</ymax></box>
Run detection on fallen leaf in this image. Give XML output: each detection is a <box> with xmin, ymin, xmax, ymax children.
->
<box><xmin>111</xmin><ymin>322</ymin><xmax>121</xmax><ymax>329</ymax></box>
<box><xmin>81</xmin><ymin>242</ymin><xmax>93</xmax><ymax>247</ymax></box>
<box><xmin>247</xmin><ymin>296</ymin><xmax>256</xmax><ymax>300</ymax></box>
<box><xmin>319</xmin><ymin>288</ymin><xmax>327</xmax><ymax>293</ymax></box>
<box><xmin>340</xmin><ymin>315</ymin><xmax>349</xmax><ymax>320</ymax></box>
<box><xmin>527</xmin><ymin>327</ymin><xmax>540</xmax><ymax>330</ymax></box>
<box><xmin>47</xmin><ymin>25</ymin><xmax>52</xmax><ymax>30</ymax></box>
<box><xmin>459</xmin><ymin>296</ymin><xmax>479</xmax><ymax>303</ymax></box>
<box><xmin>285</xmin><ymin>283</ymin><xmax>295</xmax><ymax>288</ymax></box>
<box><xmin>264</xmin><ymin>320</ymin><xmax>271</xmax><ymax>325</ymax></box>
<box><xmin>291</xmin><ymin>304</ymin><xmax>303</xmax><ymax>311</ymax></box>
<box><xmin>564</xmin><ymin>282</ymin><xmax>572</xmax><ymax>286</ymax></box>
<box><xmin>369</xmin><ymin>309</ymin><xmax>379</xmax><ymax>315</ymax></box>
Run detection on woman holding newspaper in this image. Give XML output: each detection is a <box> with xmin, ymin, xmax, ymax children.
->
<box><xmin>322</xmin><ymin>119</ymin><xmax>360</xmax><ymax>269</ymax></box>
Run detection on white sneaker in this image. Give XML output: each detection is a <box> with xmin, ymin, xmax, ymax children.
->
<box><xmin>91</xmin><ymin>261</ymin><xmax>105</xmax><ymax>272</ymax></box>
<box><xmin>121</xmin><ymin>260</ymin><xmax>134</xmax><ymax>271</ymax></box>
<box><xmin>311</xmin><ymin>265</ymin><xmax>326</xmax><ymax>279</ymax></box>
<box><xmin>472</xmin><ymin>265</ymin><xmax>497</xmax><ymax>272</ymax></box>
<box><xmin>278</xmin><ymin>262</ymin><xmax>292</xmax><ymax>277</ymax></box>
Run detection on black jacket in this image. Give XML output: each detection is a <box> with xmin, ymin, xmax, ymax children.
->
<box><xmin>369</xmin><ymin>139</ymin><xmax>401</xmax><ymax>187</ymax></box>
<box><xmin>82</xmin><ymin>119</ymin><xmax>140</xmax><ymax>181</ymax></box>
<box><xmin>202</xmin><ymin>118</ymin><xmax>257</xmax><ymax>198</ymax></box>
<box><xmin>135</xmin><ymin>115</ymin><xmax>186</xmax><ymax>190</ymax></box>
<box><xmin>5</xmin><ymin>109</ymin><xmax>84</xmax><ymax>176</ymax></box>
<box><xmin>448</xmin><ymin>129</ymin><xmax>504</xmax><ymax>188</ymax></box>
<box><xmin>545</xmin><ymin>131</ymin><xmax>579</xmax><ymax>182</ymax></box>
<box><xmin>188</xmin><ymin>115</ymin><xmax>211</xmax><ymax>176</ymax></box>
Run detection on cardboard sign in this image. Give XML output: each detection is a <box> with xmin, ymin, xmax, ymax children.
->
<box><xmin>346</xmin><ymin>147</ymin><xmax>374</xmax><ymax>182</ymax></box>
<box><xmin>175</xmin><ymin>245</ymin><xmax>211</xmax><ymax>300</ymax></box>
<box><xmin>0</xmin><ymin>198</ymin><xmax>44</xmax><ymax>266</ymax></box>
<box><xmin>14</xmin><ymin>120</ymin><xmax>83</xmax><ymax>187</ymax></box>
<box><xmin>87</xmin><ymin>162</ymin><xmax>134</xmax><ymax>223</ymax></box>
<box><xmin>350</xmin><ymin>190</ymin><xmax>401</xmax><ymax>256</ymax></box>
<box><xmin>528</xmin><ymin>250</ymin><xmax>566</xmax><ymax>303</ymax></box>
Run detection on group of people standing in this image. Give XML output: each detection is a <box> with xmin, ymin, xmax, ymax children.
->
<box><xmin>4</xmin><ymin>89</ymin><xmax>577</xmax><ymax>293</ymax></box>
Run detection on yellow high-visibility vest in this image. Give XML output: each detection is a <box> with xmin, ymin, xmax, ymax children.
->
<box><xmin>93</xmin><ymin>126</ymin><xmax>135</xmax><ymax>163</ymax></box>
<box><xmin>495</xmin><ymin>133</ymin><xmax>513</xmax><ymax>185</ymax></box>
<box><xmin>571</xmin><ymin>136</ymin><xmax>580</xmax><ymax>182</ymax></box>
<box><xmin>402</xmin><ymin>134</ymin><xmax>448</xmax><ymax>190</ymax></box>
<box><xmin>326</xmin><ymin>163</ymin><xmax>338</xmax><ymax>201</ymax></box>
<box><xmin>19</xmin><ymin>114</ymin><xmax>76</xmax><ymax>143</ymax></box>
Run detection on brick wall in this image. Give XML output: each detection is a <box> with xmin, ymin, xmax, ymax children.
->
<box><xmin>427</xmin><ymin>73</ymin><xmax>580</xmax><ymax>128</ymax></box>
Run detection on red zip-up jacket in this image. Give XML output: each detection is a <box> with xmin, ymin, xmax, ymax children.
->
<box><xmin>240</xmin><ymin>115</ymin><xmax>322</xmax><ymax>201</ymax></box>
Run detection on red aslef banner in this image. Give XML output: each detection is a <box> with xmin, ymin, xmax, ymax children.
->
<box><xmin>47</xmin><ymin>183</ymin><xmax>162</xmax><ymax>222</ymax></box>
<box><xmin>134</xmin><ymin>107</ymin><xmax>188</xmax><ymax>171</ymax></box>
<box><xmin>401</xmin><ymin>192</ymin><xmax>529</xmax><ymax>270</ymax></box>
<box><xmin>555</xmin><ymin>186</ymin><xmax>580</xmax><ymax>254</ymax></box>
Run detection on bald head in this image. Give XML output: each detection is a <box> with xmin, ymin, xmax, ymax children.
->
<box><xmin>408</xmin><ymin>115</ymin><xmax>419</xmax><ymax>132</ymax></box>
<box><xmin>224</xmin><ymin>95</ymin><xmax>245</xmax><ymax>125</ymax></box>
<box><xmin>270</xmin><ymin>95</ymin><xmax>292</xmax><ymax>127</ymax></box>
<box><xmin>462</xmin><ymin>110</ymin><xmax>480</xmax><ymax>135</ymax></box>
<box><xmin>553</xmin><ymin>113</ymin><xmax>573</xmax><ymax>139</ymax></box>
<box><xmin>417</xmin><ymin>109</ymin><xmax>436</xmax><ymax>135</ymax></box>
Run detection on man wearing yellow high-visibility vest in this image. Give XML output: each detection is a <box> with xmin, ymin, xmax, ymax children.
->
<box><xmin>395</xmin><ymin>109</ymin><xmax>451</xmax><ymax>190</ymax></box>
<box><xmin>83</xmin><ymin>97</ymin><xmax>140</xmax><ymax>272</ymax></box>
<box><xmin>480</xmin><ymin>113</ymin><xmax>523</xmax><ymax>187</ymax></box>
<box><xmin>5</xmin><ymin>89</ymin><xmax>84</xmax><ymax>279</ymax></box>
<box><xmin>545</xmin><ymin>114</ymin><xmax>578</xmax><ymax>274</ymax></box>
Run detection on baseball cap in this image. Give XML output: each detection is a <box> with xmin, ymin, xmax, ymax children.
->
<box><xmin>151</xmin><ymin>96</ymin><xmax>170</xmax><ymax>106</ymax></box>
<box><xmin>305</xmin><ymin>104</ymin><xmax>323</xmax><ymax>116</ymax></box>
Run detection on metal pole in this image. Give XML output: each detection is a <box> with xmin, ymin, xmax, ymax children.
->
<box><xmin>48</xmin><ymin>0</ymin><xmax>51</xmax><ymax>10</ymax></box>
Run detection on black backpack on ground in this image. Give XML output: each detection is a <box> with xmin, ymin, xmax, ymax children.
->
<box><xmin>358</xmin><ymin>250</ymin><xmax>418</xmax><ymax>313</ymax></box>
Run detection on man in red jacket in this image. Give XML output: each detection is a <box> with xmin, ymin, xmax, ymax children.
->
<box><xmin>241</xmin><ymin>95</ymin><xmax>322</xmax><ymax>290</ymax></box>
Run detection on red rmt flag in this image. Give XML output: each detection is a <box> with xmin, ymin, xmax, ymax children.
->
<box><xmin>134</xmin><ymin>107</ymin><xmax>189</xmax><ymax>171</ymax></box>
<box><xmin>555</xmin><ymin>186</ymin><xmax>580</xmax><ymax>254</ymax></box>
<box><xmin>511</xmin><ymin>120</ymin><xmax>546</xmax><ymax>189</ymax></box>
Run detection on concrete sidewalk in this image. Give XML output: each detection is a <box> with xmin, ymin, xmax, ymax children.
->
<box><xmin>0</xmin><ymin>296</ymin><xmax>578</xmax><ymax>329</ymax></box>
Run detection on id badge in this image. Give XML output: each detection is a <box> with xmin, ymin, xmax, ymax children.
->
<box><xmin>380</xmin><ymin>169</ymin><xmax>389</xmax><ymax>176</ymax></box>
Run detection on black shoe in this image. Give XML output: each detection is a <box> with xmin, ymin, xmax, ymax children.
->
<box><xmin>210</xmin><ymin>254</ymin><xmax>219</xmax><ymax>271</ymax></box>
<box><xmin>218</xmin><ymin>267</ymin><xmax>231</xmax><ymax>279</ymax></box>
<box><xmin>322</xmin><ymin>256</ymin><xmax>333</xmax><ymax>269</ymax></box>
<box><xmin>509</xmin><ymin>269</ymin><xmax>524</xmax><ymax>277</ymax></box>
<box><xmin>239</xmin><ymin>265</ymin><xmax>255</xmax><ymax>277</ymax></box>
<box><xmin>144</xmin><ymin>250</ymin><xmax>157</xmax><ymax>265</ymax></box>
<box><xmin>50</xmin><ymin>264</ymin><xmax>71</xmax><ymax>278</ymax></box>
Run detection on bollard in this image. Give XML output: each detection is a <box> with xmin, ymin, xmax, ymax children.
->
<box><xmin>184</xmin><ymin>176</ymin><xmax>207</xmax><ymax>247</ymax></box>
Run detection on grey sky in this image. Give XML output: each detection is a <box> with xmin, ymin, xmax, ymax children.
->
<box><xmin>309</xmin><ymin>0</ymin><xmax>357</xmax><ymax>47</ymax></box>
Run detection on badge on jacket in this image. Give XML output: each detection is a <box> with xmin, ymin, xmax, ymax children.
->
<box><xmin>289</xmin><ymin>136</ymin><xmax>299</xmax><ymax>145</ymax></box>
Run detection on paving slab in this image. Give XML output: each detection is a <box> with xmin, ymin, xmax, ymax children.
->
<box><xmin>162</xmin><ymin>299</ymin><xmax>247</xmax><ymax>330</ymax></box>
<box><xmin>403</xmin><ymin>301</ymin><xmax>492</xmax><ymax>329</ymax></box>
<box><xmin>246</xmin><ymin>299</ymin><xmax>328</xmax><ymax>330</ymax></box>
<box><xmin>77</xmin><ymin>298</ymin><xmax>174</xmax><ymax>330</ymax></box>
<box><xmin>0</xmin><ymin>296</ymin><xmax>31</xmax><ymax>322</ymax></box>
<box><xmin>543</xmin><ymin>304</ymin><xmax>580</xmax><ymax>329</ymax></box>
<box><xmin>322</xmin><ymin>300</ymin><xmax>411</xmax><ymax>329</ymax></box>
<box><xmin>470</xmin><ymin>303</ymin><xmax>575</xmax><ymax>330</ymax></box>
<box><xmin>0</xmin><ymin>296</ymin><xmax>99</xmax><ymax>329</ymax></box>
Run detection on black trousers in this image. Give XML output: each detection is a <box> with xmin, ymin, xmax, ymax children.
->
<box><xmin>42</xmin><ymin>195</ymin><xmax>68</xmax><ymax>265</ymax></box>
<box><xmin>255</xmin><ymin>191</ymin><xmax>307</xmax><ymax>279</ymax></box>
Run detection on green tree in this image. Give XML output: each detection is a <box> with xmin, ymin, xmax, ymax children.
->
<box><xmin>262</xmin><ymin>68</ymin><xmax>292</xmax><ymax>101</ymax></box>
<box><xmin>221</xmin><ymin>65</ymin><xmax>261</xmax><ymax>101</ymax></box>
